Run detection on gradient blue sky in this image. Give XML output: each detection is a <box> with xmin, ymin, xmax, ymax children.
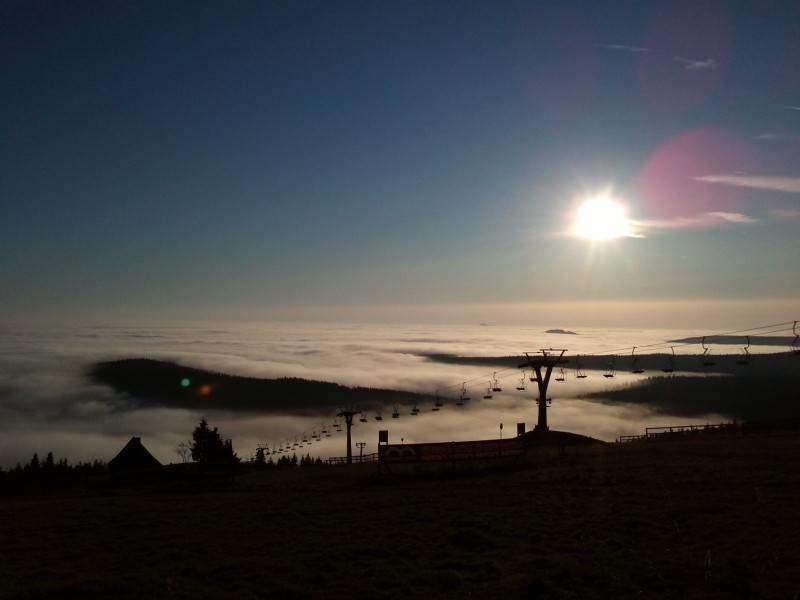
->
<box><xmin>2</xmin><ymin>1</ymin><xmax>799</xmax><ymax>322</ymax></box>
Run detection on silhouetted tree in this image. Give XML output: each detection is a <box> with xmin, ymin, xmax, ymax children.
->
<box><xmin>27</xmin><ymin>453</ymin><xmax>40</xmax><ymax>473</ymax></box>
<box><xmin>175</xmin><ymin>441</ymin><xmax>191</xmax><ymax>463</ymax></box>
<box><xmin>190</xmin><ymin>418</ymin><xmax>239</xmax><ymax>464</ymax></box>
<box><xmin>254</xmin><ymin>447</ymin><xmax>266</xmax><ymax>466</ymax></box>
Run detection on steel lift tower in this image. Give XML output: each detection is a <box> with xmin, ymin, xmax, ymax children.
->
<box><xmin>517</xmin><ymin>349</ymin><xmax>568</xmax><ymax>431</ymax></box>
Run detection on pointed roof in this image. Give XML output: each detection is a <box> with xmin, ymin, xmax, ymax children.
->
<box><xmin>109</xmin><ymin>437</ymin><xmax>162</xmax><ymax>471</ymax></box>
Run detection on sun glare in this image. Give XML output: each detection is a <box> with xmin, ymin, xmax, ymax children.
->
<box><xmin>572</xmin><ymin>194</ymin><xmax>635</xmax><ymax>241</ymax></box>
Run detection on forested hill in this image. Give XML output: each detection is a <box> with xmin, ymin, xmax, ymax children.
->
<box><xmin>89</xmin><ymin>359</ymin><xmax>436</xmax><ymax>415</ymax></box>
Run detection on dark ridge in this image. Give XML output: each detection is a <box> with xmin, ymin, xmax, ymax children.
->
<box><xmin>89</xmin><ymin>358</ymin><xmax>437</xmax><ymax>415</ymax></box>
<box><xmin>580</xmin><ymin>375</ymin><xmax>800</xmax><ymax>421</ymax></box>
<box><xmin>418</xmin><ymin>351</ymin><xmax>799</xmax><ymax>375</ymax></box>
<box><xmin>668</xmin><ymin>335</ymin><xmax>794</xmax><ymax>346</ymax></box>
<box><xmin>545</xmin><ymin>329</ymin><xmax>578</xmax><ymax>335</ymax></box>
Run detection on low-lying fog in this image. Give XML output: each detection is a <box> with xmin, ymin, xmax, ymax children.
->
<box><xmin>1</xmin><ymin>321</ymin><xmax>779</xmax><ymax>467</ymax></box>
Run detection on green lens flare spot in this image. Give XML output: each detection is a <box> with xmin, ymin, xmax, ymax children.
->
<box><xmin>181</xmin><ymin>378</ymin><xmax>191</xmax><ymax>388</ymax></box>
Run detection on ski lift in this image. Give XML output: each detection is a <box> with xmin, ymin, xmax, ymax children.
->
<box><xmin>736</xmin><ymin>336</ymin><xmax>751</xmax><ymax>365</ymax></box>
<box><xmin>359</xmin><ymin>413</ymin><xmax>368</xmax><ymax>423</ymax></box>
<box><xmin>516</xmin><ymin>373</ymin><xmax>526</xmax><ymax>391</ymax></box>
<box><xmin>456</xmin><ymin>382</ymin><xmax>469</xmax><ymax>406</ymax></box>
<box><xmin>411</xmin><ymin>404</ymin><xmax>420</xmax><ymax>415</ymax></box>
<box><xmin>630</xmin><ymin>347</ymin><xmax>644</xmax><ymax>374</ymax></box>
<box><xmin>662</xmin><ymin>347</ymin><xmax>675</xmax><ymax>373</ymax></box>
<box><xmin>555</xmin><ymin>367</ymin><xmax>566</xmax><ymax>382</ymax></box>
<box><xmin>792</xmin><ymin>321</ymin><xmax>799</xmax><ymax>355</ymax></box>
<box><xmin>434</xmin><ymin>392</ymin><xmax>443</xmax><ymax>408</ymax></box>
<box><xmin>483</xmin><ymin>381</ymin><xmax>493</xmax><ymax>399</ymax></box>
<box><xmin>603</xmin><ymin>356</ymin><xmax>616</xmax><ymax>378</ymax></box>
<box><xmin>701</xmin><ymin>336</ymin><xmax>716</xmax><ymax>367</ymax></box>
<box><xmin>491</xmin><ymin>372</ymin><xmax>503</xmax><ymax>392</ymax></box>
<box><xmin>575</xmin><ymin>355</ymin><xmax>588</xmax><ymax>379</ymax></box>
<box><xmin>391</xmin><ymin>405</ymin><xmax>400</xmax><ymax>419</ymax></box>
<box><xmin>374</xmin><ymin>413</ymin><xmax>383</xmax><ymax>421</ymax></box>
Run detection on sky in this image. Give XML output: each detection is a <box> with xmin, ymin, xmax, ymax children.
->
<box><xmin>2</xmin><ymin>0</ymin><xmax>799</xmax><ymax>324</ymax></box>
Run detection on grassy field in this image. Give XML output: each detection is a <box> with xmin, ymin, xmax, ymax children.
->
<box><xmin>1</xmin><ymin>434</ymin><xmax>799</xmax><ymax>599</ymax></box>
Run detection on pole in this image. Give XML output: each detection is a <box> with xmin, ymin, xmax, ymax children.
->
<box><xmin>518</xmin><ymin>349</ymin><xmax>567</xmax><ymax>433</ymax></box>
<box><xmin>345</xmin><ymin>413</ymin><xmax>354</xmax><ymax>464</ymax></box>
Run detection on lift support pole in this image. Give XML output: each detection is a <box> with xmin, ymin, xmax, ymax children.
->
<box><xmin>518</xmin><ymin>349</ymin><xmax>568</xmax><ymax>431</ymax></box>
<box><xmin>337</xmin><ymin>410</ymin><xmax>358</xmax><ymax>464</ymax></box>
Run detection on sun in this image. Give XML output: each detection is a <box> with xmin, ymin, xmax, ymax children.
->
<box><xmin>572</xmin><ymin>194</ymin><xmax>635</xmax><ymax>240</ymax></box>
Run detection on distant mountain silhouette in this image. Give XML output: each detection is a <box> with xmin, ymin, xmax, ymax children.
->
<box><xmin>418</xmin><ymin>351</ymin><xmax>798</xmax><ymax>376</ymax></box>
<box><xmin>668</xmin><ymin>335</ymin><xmax>794</xmax><ymax>346</ymax></box>
<box><xmin>90</xmin><ymin>358</ymin><xmax>437</xmax><ymax>415</ymax></box>
<box><xmin>580</xmin><ymin>375</ymin><xmax>800</xmax><ymax>421</ymax></box>
<box><xmin>545</xmin><ymin>329</ymin><xmax>578</xmax><ymax>335</ymax></box>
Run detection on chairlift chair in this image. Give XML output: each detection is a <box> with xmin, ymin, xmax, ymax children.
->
<box><xmin>434</xmin><ymin>393</ymin><xmax>443</xmax><ymax>408</ymax></box>
<box><xmin>603</xmin><ymin>357</ymin><xmax>616</xmax><ymax>378</ymax></box>
<box><xmin>483</xmin><ymin>382</ymin><xmax>493</xmax><ymax>399</ymax></box>
<box><xmin>491</xmin><ymin>372</ymin><xmax>503</xmax><ymax>392</ymax></box>
<box><xmin>792</xmin><ymin>321</ymin><xmax>799</xmax><ymax>355</ymax></box>
<box><xmin>701</xmin><ymin>336</ymin><xmax>716</xmax><ymax>367</ymax></box>
<box><xmin>575</xmin><ymin>356</ymin><xmax>588</xmax><ymax>379</ymax></box>
<box><xmin>555</xmin><ymin>367</ymin><xmax>566</xmax><ymax>382</ymax></box>
<box><xmin>736</xmin><ymin>336</ymin><xmax>751</xmax><ymax>365</ymax></box>
<box><xmin>662</xmin><ymin>347</ymin><xmax>676</xmax><ymax>373</ymax></box>
<box><xmin>516</xmin><ymin>373</ymin><xmax>526</xmax><ymax>391</ymax></box>
<box><xmin>374</xmin><ymin>413</ymin><xmax>383</xmax><ymax>421</ymax></box>
<box><xmin>359</xmin><ymin>413</ymin><xmax>368</xmax><ymax>423</ymax></box>
<box><xmin>456</xmin><ymin>382</ymin><xmax>470</xmax><ymax>406</ymax></box>
<box><xmin>391</xmin><ymin>406</ymin><xmax>400</xmax><ymax>419</ymax></box>
<box><xmin>631</xmin><ymin>347</ymin><xmax>645</xmax><ymax>374</ymax></box>
<box><xmin>411</xmin><ymin>404</ymin><xmax>420</xmax><ymax>415</ymax></box>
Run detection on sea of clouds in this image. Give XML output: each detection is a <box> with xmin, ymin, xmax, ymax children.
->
<box><xmin>0</xmin><ymin>321</ymin><xmax>737</xmax><ymax>467</ymax></box>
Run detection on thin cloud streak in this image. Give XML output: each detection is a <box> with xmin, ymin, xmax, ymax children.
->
<box><xmin>695</xmin><ymin>174</ymin><xmax>800</xmax><ymax>194</ymax></box>
<box><xmin>601</xmin><ymin>43</ymin><xmax>650</xmax><ymax>53</ymax></box>
<box><xmin>784</xmin><ymin>105</ymin><xmax>800</xmax><ymax>111</ymax></box>
<box><xmin>636</xmin><ymin>211</ymin><xmax>759</xmax><ymax>232</ymax></box>
<box><xmin>769</xmin><ymin>208</ymin><xmax>800</xmax><ymax>221</ymax></box>
<box><xmin>674</xmin><ymin>56</ymin><xmax>718</xmax><ymax>70</ymax></box>
<box><xmin>755</xmin><ymin>133</ymin><xmax>798</xmax><ymax>142</ymax></box>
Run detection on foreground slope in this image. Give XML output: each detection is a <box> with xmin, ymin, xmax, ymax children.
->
<box><xmin>2</xmin><ymin>434</ymin><xmax>799</xmax><ymax>599</ymax></box>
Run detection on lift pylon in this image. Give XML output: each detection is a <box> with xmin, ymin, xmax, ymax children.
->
<box><xmin>517</xmin><ymin>349</ymin><xmax>568</xmax><ymax>432</ymax></box>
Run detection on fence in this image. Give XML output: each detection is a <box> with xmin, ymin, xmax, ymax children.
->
<box><xmin>617</xmin><ymin>422</ymin><xmax>736</xmax><ymax>443</ymax></box>
<box><xmin>326</xmin><ymin>453</ymin><xmax>379</xmax><ymax>465</ymax></box>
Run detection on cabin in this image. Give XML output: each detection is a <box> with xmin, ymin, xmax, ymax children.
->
<box><xmin>109</xmin><ymin>437</ymin><xmax>162</xmax><ymax>472</ymax></box>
